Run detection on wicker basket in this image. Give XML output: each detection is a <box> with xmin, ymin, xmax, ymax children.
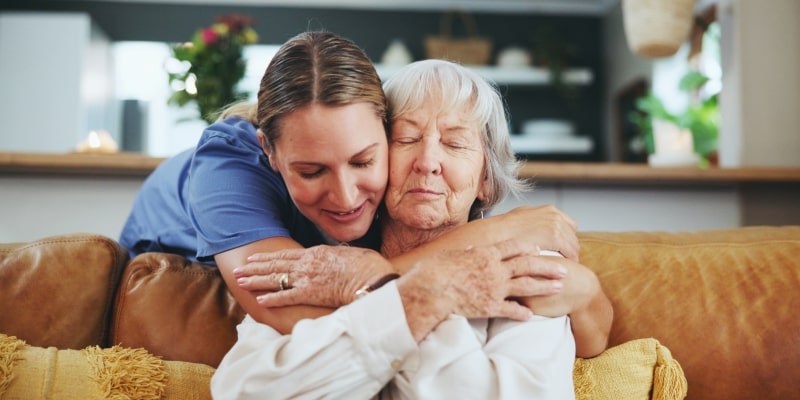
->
<box><xmin>622</xmin><ymin>0</ymin><xmax>696</xmax><ymax>58</ymax></box>
<box><xmin>424</xmin><ymin>11</ymin><xmax>493</xmax><ymax>65</ymax></box>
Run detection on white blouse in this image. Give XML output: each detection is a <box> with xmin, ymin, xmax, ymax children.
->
<box><xmin>210</xmin><ymin>281</ymin><xmax>575</xmax><ymax>400</ymax></box>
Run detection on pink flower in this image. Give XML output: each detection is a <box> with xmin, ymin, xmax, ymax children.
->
<box><xmin>201</xmin><ymin>28</ymin><xmax>219</xmax><ymax>45</ymax></box>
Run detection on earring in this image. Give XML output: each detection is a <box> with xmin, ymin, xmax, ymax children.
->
<box><xmin>480</xmin><ymin>210</ymin><xmax>485</xmax><ymax>219</ymax></box>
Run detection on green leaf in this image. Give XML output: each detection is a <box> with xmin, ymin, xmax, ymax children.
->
<box><xmin>679</xmin><ymin>70</ymin><xmax>710</xmax><ymax>92</ymax></box>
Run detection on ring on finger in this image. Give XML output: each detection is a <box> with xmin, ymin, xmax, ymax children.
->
<box><xmin>279</xmin><ymin>273</ymin><xmax>289</xmax><ymax>291</ymax></box>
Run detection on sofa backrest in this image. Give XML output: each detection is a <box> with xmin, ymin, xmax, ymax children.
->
<box><xmin>0</xmin><ymin>233</ymin><xmax>128</xmax><ymax>349</ymax></box>
<box><xmin>579</xmin><ymin>226</ymin><xmax>800</xmax><ymax>400</ymax></box>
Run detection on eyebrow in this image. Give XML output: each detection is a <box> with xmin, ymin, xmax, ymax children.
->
<box><xmin>289</xmin><ymin>142</ymin><xmax>381</xmax><ymax>168</ymax></box>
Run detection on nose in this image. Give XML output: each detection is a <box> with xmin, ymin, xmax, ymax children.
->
<box><xmin>327</xmin><ymin>170</ymin><xmax>359</xmax><ymax>210</ymax></box>
<box><xmin>413</xmin><ymin>137</ymin><xmax>443</xmax><ymax>175</ymax></box>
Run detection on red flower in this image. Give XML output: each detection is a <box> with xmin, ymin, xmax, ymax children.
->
<box><xmin>216</xmin><ymin>14</ymin><xmax>253</xmax><ymax>34</ymax></box>
<box><xmin>201</xmin><ymin>28</ymin><xmax>219</xmax><ymax>46</ymax></box>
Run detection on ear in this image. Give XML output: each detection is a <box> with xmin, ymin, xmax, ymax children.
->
<box><xmin>257</xmin><ymin>129</ymin><xmax>277</xmax><ymax>170</ymax></box>
<box><xmin>476</xmin><ymin>170</ymin><xmax>490</xmax><ymax>202</ymax></box>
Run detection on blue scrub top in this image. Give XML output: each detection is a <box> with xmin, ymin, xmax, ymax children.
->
<box><xmin>119</xmin><ymin>117</ymin><xmax>379</xmax><ymax>264</ymax></box>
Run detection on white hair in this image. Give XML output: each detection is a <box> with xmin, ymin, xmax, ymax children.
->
<box><xmin>382</xmin><ymin>59</ymin><xmax>529</xmax><ymax>217</ymax></box>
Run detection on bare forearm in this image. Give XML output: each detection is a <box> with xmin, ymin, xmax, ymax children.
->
<box><xmin>571</xmin><ymin>288</ymin><xmax>613</xmax><ymax>358</ymax></box>
<box><xmin>389</xmin><ymin>215</ymin><xmax>527</xmax><ymax>274</ymax></box>
<box><xmin>216</xmin><ymin>237</ymin><xmax>336</xmax><ymax>334</ymax></box>
<box><xmin>389</xmin><ymin>206</ymin><xmax>579</xmax><ymax>274</ymax></box>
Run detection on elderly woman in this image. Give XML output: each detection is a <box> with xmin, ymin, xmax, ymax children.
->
<box><xmin>211</xmin><ymin>60</ymin><xmax>607</xmax><ymax>399</ymax></box>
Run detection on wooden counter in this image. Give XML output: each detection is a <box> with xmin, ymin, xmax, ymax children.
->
<box><xmin>0</xmin><ymin>152</ymin><xmax>163</xmax><ymax>177</ymax></box>
<box><xmin>2</xmin><ymin>151</ymin><xmax>800</xmax><ymax>184</ymax></box>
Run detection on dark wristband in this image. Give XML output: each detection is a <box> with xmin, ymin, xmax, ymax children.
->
<box><xmin>355</xmin><ymin>273</ymin><xmax>401</xmax><ymax>299</ymax></box>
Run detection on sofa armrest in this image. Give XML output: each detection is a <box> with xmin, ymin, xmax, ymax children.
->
<box><xmin>110</xmin><ymin>252</ymin><xmax>245</xmax><ymax>367</ymax></box>
<box><xmin>0</xmin><ymin>234</ymin><xmax>128</xmax><ymax>349</ymax></box>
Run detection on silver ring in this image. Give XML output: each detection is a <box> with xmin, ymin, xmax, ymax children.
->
<box><xmin>279</xmin><ymin>273</ymin><xmax>289</xmax><ymax>291</ymax></box>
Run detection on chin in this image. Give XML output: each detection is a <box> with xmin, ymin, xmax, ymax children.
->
<box><xmin>328</xmin><ymin>223</ymin><xmax>372</xmax><ymax>243</ymax></box>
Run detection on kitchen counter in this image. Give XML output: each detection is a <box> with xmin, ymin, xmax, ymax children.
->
<box><xmin>2</xmin><ymin>151</ymin><xmax>799</xmax><ymax>184</ymax></box>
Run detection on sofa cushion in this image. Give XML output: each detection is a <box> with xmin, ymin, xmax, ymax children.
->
<box><xmin>574</xmin><ymin>338</ymin><xmax>686</xmax><ymax>400</ymax></box>
<box><xmin>578</xmin><ymin>226</ymin><xmax>800</xmax><ymax>400</ymax></box>
<box><xmin>110</xmin><ymin>252</ymin><xmax>245</xmax><ymax>368</ymax></box>
<box><xmin>0</xmin><ymin>333</ymin><xmax>213</xmax><ymax>399</ymax></box>
<box><xmin>0</xmin><ymin>234</ymin><xmax>128</xmax><ymax>349</ymax></box>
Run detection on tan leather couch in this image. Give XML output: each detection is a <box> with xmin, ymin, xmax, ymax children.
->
<box><xmin>1</xmin><ymin>226</ymin><xmax>798</xmax><ymax>399</ymax></box>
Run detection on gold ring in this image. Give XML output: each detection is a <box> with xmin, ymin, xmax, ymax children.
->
<box><xmin>279</xmin><ymin>273</ymin><xmax>289</xmax><ymax>291</ymax></box>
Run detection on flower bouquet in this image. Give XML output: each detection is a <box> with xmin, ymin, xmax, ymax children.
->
<box><xmin>167</xmin><ymin>14</ymin><xmax>259</xmax><ymax>124</ymax></box>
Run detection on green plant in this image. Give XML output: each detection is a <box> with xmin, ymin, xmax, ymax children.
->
<box><xmin>167</xmin><ymin>14</ymin><xmax>259</xmax><ymax>124</ymax></box>
<box><xmin>530</xmin><ymin>25</ymin><xmax>579</xmax><ymax>100</ymax></box>
<box><xmin>630</xmin><ymin>70</ymin><xmax>719</xmax><ymax>166</ymax></box>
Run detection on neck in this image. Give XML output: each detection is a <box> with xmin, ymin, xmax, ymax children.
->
<box><xmin>380</xmin><ymin>217</ymin><xmax>456</xmax><ymax>258</ymax></box>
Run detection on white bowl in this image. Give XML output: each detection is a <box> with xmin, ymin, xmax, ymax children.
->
<box><xmin>521</xmin><ymin>119</ymin><xmax>575</xmax><ymax>139</ymax></box>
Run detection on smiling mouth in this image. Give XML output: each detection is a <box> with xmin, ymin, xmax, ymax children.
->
<box><xmin>325</xmin><ymin>202</ymin><xmax>366</xmax><ymax>219</ymax></box>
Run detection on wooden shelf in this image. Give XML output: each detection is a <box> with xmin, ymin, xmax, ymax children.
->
<box><xmin>518</xmin><ymin>162</ymin><xmax>800</xmax><ymax>184</ymax></box>
<box><xmin>375</xmin><ymin>64</ymin><xmax>593</xmax><ymax>86</ymax></box>
<box><xmin>2</xmin><ymin>152</ymin><xmax>800</xmax><ymax>185</ymax></box>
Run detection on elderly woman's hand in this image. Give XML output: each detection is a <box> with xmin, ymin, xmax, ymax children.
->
<box><xmin>397</xmin><ymin>238</ymin><xmax>567</xmax><ymax>342</ymax></box>
<box><xmin>234</xmin><ymin>245</ymin><xmax>395</xmax><ymax>308</ymax></box>
<box><xmin>495</xmin><ymin>205</ymin><xmax>580</xmax><ymax>261</ymax></box>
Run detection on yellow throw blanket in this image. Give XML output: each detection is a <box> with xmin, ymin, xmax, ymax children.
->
<box><xmin>0</xmin><ymin>334</ymin><xmax>214</xmax><ymax>399</ymax></box>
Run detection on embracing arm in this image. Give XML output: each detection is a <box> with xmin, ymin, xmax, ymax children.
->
<box><xmin>388</xmin><ymin>205</ymin><xmax>580</xmax><ymax>274</ymax></box>
<box><xmin>563</xmin><ymin>270</ymin><xmax>613</xmax><ymax>358</ymax></box>
<box><xmin>233</xmin><ymin>205</ymin><xmax>572</xmax><ymax>331</ymax></box>
<box><xmin>215</xmin><ymin>237</ymin><xmax>336</xmax><ymax>334</ymax></box>
<box><xmin>520</xmin><ymin>257</ymin><xmax>613</xmax><ymax>358</ymax></box>
<box><xmin>233</xmin><ymin>204</ymin><xmax>610</xmax><ymax>354</ymax></box>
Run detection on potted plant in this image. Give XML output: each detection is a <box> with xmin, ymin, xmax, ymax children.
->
<box><xmin>630</xmin><ymin>70</ymin><xmax>719</xmax><ymax>167</ymax></box>
<box><xmin>167</xmin><ymin>14</ymin><xmax>259</xmax><ymax>124</ymax></box>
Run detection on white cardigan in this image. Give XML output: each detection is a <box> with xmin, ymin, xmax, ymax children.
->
<box><xmin>210</xmin><ymin>281</ymin><xmax>575</xmax><ymax>400</ymax></box>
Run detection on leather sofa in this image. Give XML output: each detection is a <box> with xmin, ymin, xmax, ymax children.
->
<box><xmin>1</xmin><ymin>226</ymin><xmax>798</xmax><ymax>399</ymax></box>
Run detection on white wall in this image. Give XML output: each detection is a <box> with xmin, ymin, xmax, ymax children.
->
<box><xmin>0</xmin><ymin>176</ymin><xmax>141</xmax><ymax>243</ymax></box>
<box><xmin>718</xmin><ymin>0</ymin><xmax>800</xmax><ymax>167</ymax></box>
<box><xmin>0</xmin><ymin>12</ymin><xmax>115</xmax><ymax>153</ymax></box>
<box><xmin>495</xmin><ymin>184</ymin><xmax>740</xmax><ymax>232</ymax></box>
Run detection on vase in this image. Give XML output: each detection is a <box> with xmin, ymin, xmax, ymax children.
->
<box><xmin>648</xmin><ymin>119</ymin><xmax>700</xmax><ymax>167</ymax></box>
<box><xmin>622</xmin><ymin>0</ymin><xmax>696</xmax><ymax>58</ymax></box>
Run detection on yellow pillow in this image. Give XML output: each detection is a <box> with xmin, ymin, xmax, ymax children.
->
<box><xmin>0</xmin><ymin>333</ymin><xmax>214</xmax><ymax>399</ymax></box>
<box><xmin>2</xmin><ymin>333</ymin><xmax>686</xmax><ymax>400</ymax></box>
<box><xmin>574</xmin><ymin>338</ymin><xmax>687</xmax><ymax>400</ymax></box>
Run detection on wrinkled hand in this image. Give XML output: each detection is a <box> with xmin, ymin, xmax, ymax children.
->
<box><xmin>517</xmin><ymin>257</ymin><xmax>598</xmax><ymax>318</ymax></box>
<box><xmin>495</xmin><ymin>205</ymin><xmax>580</xmax><ymax>261</ymax></box>
<box><xmin>233</xmin><ymin>245</ymin><xmax>395</xmax><ymax>308</ymax></box>
<box><xmin>398</xmin><ymin>239</ymin><xmax>567</xmax><ymax>341</ymax></box>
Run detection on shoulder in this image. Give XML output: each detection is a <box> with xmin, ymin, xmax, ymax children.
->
<box><xmin>199</xmin><ymin>117</ymin><xmax>260</xmax><ymax>149</ymax></box>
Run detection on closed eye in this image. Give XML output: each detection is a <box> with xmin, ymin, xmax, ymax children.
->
<box><xmin>352</xmin><ymin>158</ymin><xmax>375</xmax><ymax>168</ymax></box>
<box><xmin>299</xmin><ymin>169</ymin><xmax>324</xmax><ymax>179</ymax></box>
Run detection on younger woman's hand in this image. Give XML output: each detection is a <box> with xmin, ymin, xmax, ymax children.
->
<box><xmin>233</xmin><ymin>245</ymin><xmax>395</xmax><ymax>308</ymax></box>
<box><xmin>518</xmin><ymin>257</ymin><xmax>598</xmax><ymax>318</ymax></box>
